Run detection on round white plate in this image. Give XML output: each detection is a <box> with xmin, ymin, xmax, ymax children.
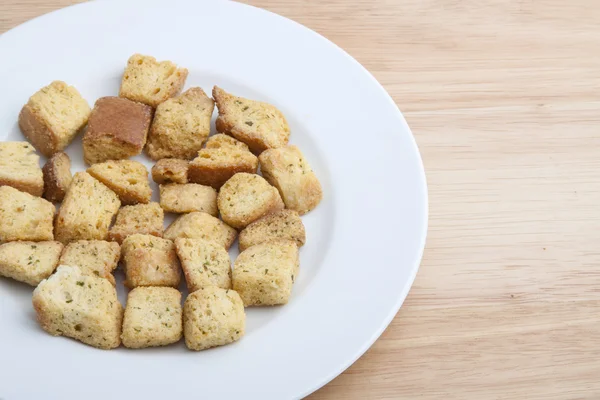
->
<box><xmin>0</xmin><ymin>1</ymin><xmax>427</xmax><ymax>398</ymax></box>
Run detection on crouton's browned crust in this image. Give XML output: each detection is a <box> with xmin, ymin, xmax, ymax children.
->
<box><xmin>151</xmin><ymin>158</ymin><xmax>188</xmax><ymax>184</ymax></box>
<box><xmin>42</xmin><ymin>152</ymin><xmax>72</xmax><ymax>202</ymax></box>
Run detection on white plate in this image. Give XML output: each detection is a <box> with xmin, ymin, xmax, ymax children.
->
<box><xmin>0</xmin><ymin>1</ymin><xmax>427</xmax><ymax>398</ymax></box>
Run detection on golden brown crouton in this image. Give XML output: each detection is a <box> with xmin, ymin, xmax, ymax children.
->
<box><xmin>54</xmin><ymin>172</ymin><xmax>121</xmax><ymax>244</ymax></box>
<box><xmin>108</xmin><ymin>203</ymin><xmax>164</xmax><ymax>244</ymax></box>
<box><xmin>0</xmin><ymin>142</ymin><xmax>44</xmax><ymax>196</ymax></box>
<box><xmin>217</xmin><ymin>173</ymin><xmax>284</xmax><ymax>229</ymax></box>
<box><xmin>87</xmin><ymin>160</ymin><xmax>152</xmax><ymax>205</ymax></box>
<box><xmin>0</xmin><ymin>241</ymin><xmax>63</xmax><ymax>286</ymax></box>
<box><xmin>18</xmin><ymin>81</ymin><xmax>91</xmax><ymax>157</ymax></box>
<box><xmin>238</xmin><ymin>209</ymin><xmax>305</xmax><ymax>252</ymax></box>
<box><xmin>159</xmin><ymin>183</ymin><xmax>217</xmax><ymax>215</ymax></box>
<box><xmin>32</xmin><ymin>265</ymin><xmax>123</xmax><ymax>349</ymax></box>
<box><xmin>183</xmin><ymin>286</ymin><xmax>245</xmax><ymax>351</ymax></box>
<box><xmin>146</xmin><ymin>88</ymin><xmax>214</xmax><ymax>160</ymax></box>
<box><xmin>42</xmin><ymin>151</ymin><xmax>72</xmax><ymax>202</ymax></box>
<box><xmin>59</xmin><ymin>240</ymin><xmax>120</xmax><ymax>285</ymax></box>
<box><xmin>121</xmin><ymin>234</ymin><xmax>181</xmax><ymax>288</ymax></box>
<box><xmin>163</xmin><ymin>212</ymin><xmax>237</xmax><ymax>250</ymax></box>
<box><xmin>83</xmin><ymin>96</ymin><xmax>153</xmax><ymax>165</ymax></box>
<box><xmin>119</xmin><ymin>54</ymin><xmax>188</xmax><ymax>108</ymax></box>
<box><xmin>175</xmin><ymin>238</ymin><xmax>231</xmax><ymax>292</ymax></box>
<box><xmin>0</xmin><ymin>186</ymin><xmax>55</xmax><ymax>242</ymax></box>
<box><xmin>213</xmin><ymin>86</ymin><xmax>289</xmax><ymax>154</ymax></box>
<box><xmin>151</xmin><ymin>158</ymin><xmax>188</xmax><ymax>184</ymax></box>
<box><xmin>121</xmin><ymin>287</ymin><xmax>182</xmax><ymax>348</ymax></box>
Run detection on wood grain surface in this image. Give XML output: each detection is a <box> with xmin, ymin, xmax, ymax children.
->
<box><xmin>2</xmin><ymin>1</ymin><xmax>600</xmax><ymax>399</ymax></box>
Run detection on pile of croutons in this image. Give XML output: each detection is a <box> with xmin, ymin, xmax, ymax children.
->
<box><xmin>0</xmin><ymin>54</ymin><xmax>322</xmax><ymax>351</ymax></box>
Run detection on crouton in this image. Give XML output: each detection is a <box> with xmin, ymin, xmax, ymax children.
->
<box><xmin>0</xmin><ymin>186</ymin><xmax>54</xmax><ymax>242</ymax></box>
<box><xmin>121</xmin><ymin>234</ymin><xmax>181</xmax><ymax>288</ymax></box>
<box><xmin>119</xmin><ymin>54</ymin><xmax>188</xmax><ymax>108</ymax></box>
<box><xmin>32</xmin><ymin>265</ymin><xmax>123</xmax><ymax>349</ymax></box>
<box><xmin>121</xmin><ymin>287</ymin><xmax>182</xmax><ymax>348</ymax></box>
<box><xmin>238</xmin><ymin>209</ymin><xmax>305</xmax><ymax>252</ymax></box>
<box><xmin>217</xmin><ymin>173</ymin><xmax>284</xmax><ymax>230</ymax></box>
<box><xmin>54</xmin><ymin>172</ymin><xmax>121</xmax><ymax>243</ymax></box>
<box><xmin>18</xmin><ymin>81</ymin><xmax>91</xmax><ymax>157</ymax></box>
<box><xmin>213</xmin><ymin>86</ymin><xmax>289</xmax><ymax>154</ymax></box>
<box><xmin>59</xmin><ymin>240</ymin><xmax>120</xmax><ymax>285</ymax></box>
<box><xmin>0</xmin><ymin>241</ymin><xmax>63</xmax><ymax>286</ymax></box>
<box><xmin>159</xmin><ymin>183</ymin><xmax>217</xmax><ymax>215</ymax></box>
<box><xmin>83</xmin><ymin>96</ymin><xmax>153</xmax><ymax>165</ymax></box>
<box><xmin>188</xmin><ymin>134</ymin><xmax>258</xmax><ymax>189</ymax></box>
<box><xmin>164</xmin><ymin>212</ymin><xmax>237</xmax><ymax>250</ymax></box>
<box><xmin>0</xmin><ymin>142</ymin><xmax>44</xmax><ymax>196</ymax></box>
<box><xmin>87</xmin><ymin>160</ymin><xmax>152</xmax><ymax>205</ymax></box>
<box><xmin>232</xmin><ymin>240</ymin><xmax>299</xmax><ymax>306</ymax></box>
<box><xmin>108</xmin><ymin>203</ymin><xmax>164</xmax><ymax>244</ymax></box>
<box><xmin>146</xmin><ymin>88</ymin><xmax>214</xmax><ymax>160</ymax></box>
<box><xmin>183</xmin><ymin>286</ymin><xmax>245</xmax><ymax>351</ymax></box>
<box><xmin>42</xmin><ymin>152</ymin><xmax>72</xmax><ymax>202</ymax></box>
<box><xmin>259</xmin><ymin>145</ymin><xmax>322</xmax><ymax>214</ymax></box>
<box><xmin>175</xmin><ymin>238</ymin><xmax>231</xmax><ymax>292</ymax></box>
<box><xmin>151</xmin><ymin>158</ymin><xmax>188</xmax><ymax>184</ymax></box>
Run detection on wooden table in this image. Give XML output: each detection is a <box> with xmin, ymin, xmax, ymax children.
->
<box><xmin>2</xmin><ymin>1</ymin><xmax>599</xmax><ymax>398</ymax></box>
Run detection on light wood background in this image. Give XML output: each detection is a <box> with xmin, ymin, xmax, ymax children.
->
<box><xmin>2</xmin><ymin>1</ymin><xmax>600</xmax><ymax>399</ymax></box>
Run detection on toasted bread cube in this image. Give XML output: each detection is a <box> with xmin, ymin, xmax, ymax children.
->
<box><xmin>32</xmin><ymin>265</ymin><xmax>123</xmax><ymax>349</ymax></box>
<box><xmin>217</xmin><ymin>173</ymin><xmax>284</xmax><ymax>230</ymax></box>
<box><xmin>164</xmin><ymin>212</ymin><xmax>237</xmax><ymax>250</ymax></box>
<box><xmin>0</xmin><ymin>186</ymin><xmax>54</xmax><ymax>242</ymax></box>
<box><xmin>42</xmin><ymin>152</ymin><xmax>72</xmax><ymax>202</ymax></box>
<box><xmin>188</xmin><ymin>134</ymin><xmax>258</xmax><ymax>189</ymax></box>
<box><xmin>175</xmin><ymin>238</ymin><xmax>231</xmax><ymax>292</ymax></box>
<box><xmin>83</xmin><ymin>96</ymin><xmax>153</xmax><ymax>165</ymax></box>
<box><xmin>233</xmin><ymin>240</ymin><xmax>299</xmax><ymax>306</ymax></box>
<box><xmin>119</xmin><ymin>54</ymin><xmax>188</xmax><ymax>108</ymax></box>
<box><xmin>151</xmin><ymin>158</ymin><xmax>188</xmax><ymax>184</ymax></box>
<box><xmin>0</xmin><ymin>142</ymin><xmax>44</xmax><ymax>196</ymax></box>
<box><xmin>238</xmin><ymin>210</ymin><xmax>305</xmax><ymax>252</ymax></box>
<box><xmin>121</xmin><ymin>234</ymin><xmax>181</xmax><ymax>288</ymax></box>
<box><xmin>213</xmin><ymin>86</ymin><xmax>289</xmax><ymax>154</ymax></box>
<box><xmin>259</xmin><ymin>145</ymin><xmax>323</xmax><ymax>214</ymax></box>
<box><xmin>147</xmin><ymin>88</ymin><xmax>214</xmax><ymax>160</ymax></box>
<box><xmin>183</xmin><ymin>286</ymin><xmax>245</xmax><ymax>351</ymax></box>
<box><xmin>0</xmin><ymin>241</ymin><xmax>63</xmax><ymax>286</ymax></box>
<box><xmin>121</xmin><ymin>287</ymin><xmax>182</xmax><ymax>348</ymax></box>
<box><xmin>108</xmin><ymin>203</ymin><xmax>164</xmax><ymax>244</ymax></box>
<box><xmin>54</xmin><ymin>172</ymin><xmax>121</xmax><ymax>243</ymax></box>
<box><xmin>59</xmin><ymin>240</ymin><xmax>120</xmax><ymax>285</ymax></box>
<box><xmin>87</xmin><ymin>160</ymin><xmax>152</xmax><ymax>205</ymax></box>
<box><xmin>159</xmin><ymin>183</ymin><xmax>217</xmax><ymax>215</ymax></box>
<box><xmin>18</xmin><ymin>81</ymin><xmax>91</xmax><ymax>157</ymax></box>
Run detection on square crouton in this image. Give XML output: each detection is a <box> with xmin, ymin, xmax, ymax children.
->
<box><xmin>0</xmin><ymin>142</ymin><xmax>44</xmax><ymax>197</ymax></box>
<box><xmin>164</xmin><ymin>212</ymin><xmax>237</xmax><ymax>250</ymax></box>
<box><xmin>183</xmin><ymin>286</ymin><xmax>245</xmax><ymax>351</ymax></box>
<box><xmin>188</xmin><ymin>134</ymin><xmax>258</xmax><ymax>189</ymax></box>
<box><xmin>121</xmin><ymin>234</ymin><xmax>181</xmax><ymax>288</ymax></box>
<box><xmin>159</xmin><ymin>183</ymin><xmax>217</xmax><ymax>215</ymax></box>
<box><xmin>217</xmin><ymin>173</ymin><xmax>284</xmax><ymax>230</ymax></box>
<box><xmin>119</xmin><ymin>54</ymin><xmax>188</xmax><ymax>108</ymax></box>
<box><xmin>108</xmin><ymin>203</ymin><xmax>164</xmax><ymax>244</ymax></box>
<box><xmin>233</xmin><ymin>240</ymin><xmax>299</xmax><ymax>306</ymax></box>
<box><xmin>213</xmin><ymin>86</ymin><xmax>289</xmax><ymax>154</ymax></box>
<box><xmin>146</xmin><ymin>88</ymin><xmax>214</xmax><ymax>160</ymax></box>
<box><xmin>42</xmin><ymin>152</ymin><xmax>72</xmax><ymax>202</ymax></box>
<box><xmin>259</xmin><ymin>145</ymin><xmax>323</xmax><ymax>215</ymax></box>
<box><xmin>59</xmin><ymin>240</ymin><xmax>120</xmax><ymax>285</ymax></box>
<box><xmin>32</xmin><ymin>265</ymin><xmax>123</xmax><ymax>349</ymax></box>
<box><xmin>87</xmin><ymin>160</ymin><xmax>152</xmax><ymax>205</ymax></box>
<box><xmin>151</xmin><ymin>158</ymin><xmax>188</xmax><ymax>184</ymax></box>
<box><xmin>121</xmin><ymin>287</ymin><xmax>182</xmax><ymax>348</ymax></box>
<box><xmin>18</xmin><ymin>81</ymin><xmax>91</xmax><ymax>157</ymax></box>
<box><xmin>238</xmin><ymin>209</ymin><xmax>305</xmax><ymax>252</ymax></box>
<box><xmin>83</xmin><ymin>96</ymin><xmax>153</xmax><ymax>165</ymax></box>
<box><xmin>175</xmin><ymin>238</ymin><xmax>231</xmax><ymax>292</ymax></box>
<box><xmin>0</xmin><ymin>186</ymin><xmax>54</xmax><ymax>242</ymax></box>
<box><xmin>54</xmin><ymin>172</ymin><xmax>121</xmax><ymax>244</ymax></box>
<box><xmin>0</xmin><ymin>241</ymin><xmax>63</xmax><ymax>286</ymax></box>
